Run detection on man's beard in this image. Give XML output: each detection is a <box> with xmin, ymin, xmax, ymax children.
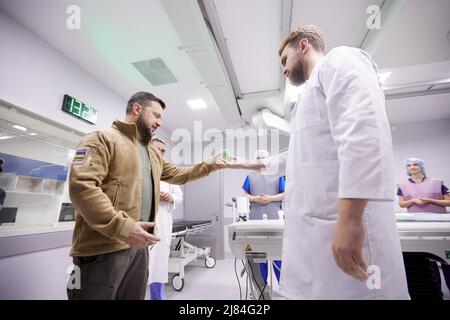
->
<box><xmin>289</xmin><ymin>55</ymin><xmax>307</xmax><ymax>86</ymax></box>
<box><xmin>136</xmin><ymin>115</ymin><xmax>152</xmax><ymax>145</ymax></box>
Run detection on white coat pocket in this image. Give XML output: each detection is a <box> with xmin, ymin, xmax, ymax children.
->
<box><xmin>301</xmin><ymin>160</ymin><xmax>339</xmax><ymax>220</ymax></box>
<box><xmin>296</xmin><ymin>92</ymin><xmax>322</xmax><ymax>130</ymax></box>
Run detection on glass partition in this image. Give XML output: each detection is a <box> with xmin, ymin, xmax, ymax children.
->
<box><xmin>0</xmin><ymin>106</ymin><xmax>83</xmax><ymax>232</ymax></box>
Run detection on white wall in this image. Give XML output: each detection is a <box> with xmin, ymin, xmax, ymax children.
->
<box><xmin>391</xmin><ymin>118</ymin><xmax>450</xmax><ymax>212</ymax></box>
<box><xmin>0</xmin><ymin>246</ymin><xmax>72</xmax><ymax>299</ymax></box>
<box><xmin>0</xmin><ymin>9</ymin><xmax>126</xmax><ymax>133</ymax></box>
<box><xmin>222</xmin><ymin>168</ymin><xmax>248</xmax><ymax>255</ymax></box>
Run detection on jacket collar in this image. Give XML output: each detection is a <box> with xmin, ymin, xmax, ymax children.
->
<box><xmin>112</xmin><ymin>120</ymin><xmax>139</xmax><ymax>142</ymax></box>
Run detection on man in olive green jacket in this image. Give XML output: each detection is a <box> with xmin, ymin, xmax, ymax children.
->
<box><xmin>67</xmin><ymin>92</ymin><xmax>226</xmax><ymax>300</ymax></box>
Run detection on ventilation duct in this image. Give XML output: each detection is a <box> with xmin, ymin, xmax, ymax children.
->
<box><xmin>384</xmin><ymin>78</ymin><xmax>450</xmax><ymax>100</ymax></box>
<box><xmin>252</xmin><ymin>108</ymin><xmax>291</xmax><ymax>136</ymax></box>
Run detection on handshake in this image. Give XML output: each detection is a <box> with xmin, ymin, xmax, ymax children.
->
<box><xmin>206</xmin><ymin>150</ymin><xmax>266</xmax><ymax>171</ymax></box>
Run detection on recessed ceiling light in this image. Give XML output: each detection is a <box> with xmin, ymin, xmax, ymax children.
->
<box><xmin>12</xmin><ymin>124</ymin><xmax>27</xmax><ymax>131</ymax></box>
<box><xmin>29</xmin><ymin>132</ymin><xmax>38</xmax><ymax>136</ymax></box>
<box><xmin>187</xmin><ymin>99</ymin><xmax>208</xmax><ymax>110</ymax></box>
<box><xmin>379</xmin><ymin>72</ymin><xmax>392</xmax><ymax>84</ymax></box>
<box><xmin>0</xmin><ymin>135</ymin><xmax>14</xmax><ymax>140</ymax></box>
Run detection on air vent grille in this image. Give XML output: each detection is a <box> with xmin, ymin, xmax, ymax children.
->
<box><xmin>132</xmin><ymin>58</ymin><xmax>178</xmax><ymax>86</ymax></box>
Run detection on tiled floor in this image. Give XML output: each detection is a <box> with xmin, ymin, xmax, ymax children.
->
<box><xmin>146</xmin><ymin>258</ymin><xmax>285</xmax><ymax>300</ymax></box>
<box><xmin>145</xmin><ymin>258</ymin><xmax>450</xmax><ymax>300</ymax></box>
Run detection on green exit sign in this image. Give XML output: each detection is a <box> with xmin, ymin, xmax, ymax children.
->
<box><xmin>62</xmin><ymin>94</ymin><xmax>97</xmax><ymax>124</ymax></box>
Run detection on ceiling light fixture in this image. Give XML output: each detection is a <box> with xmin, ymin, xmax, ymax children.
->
<box><xmin>187</xmin><ymin>99</ymin><xmax>208</xmax><ymax>110</ymax></box>
<box><xmin>12</xmin><ymin>124</ymin><xmax>27</xmax><ymax>132</ymax></box>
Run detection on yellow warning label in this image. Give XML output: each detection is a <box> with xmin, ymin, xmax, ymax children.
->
<box><xmin>245</xmin><ymin>244</ymin><xmax>252</xmax><ymax>252</ymax></box>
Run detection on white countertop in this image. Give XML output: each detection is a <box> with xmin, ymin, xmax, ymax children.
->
<box><xmin>0</xmin><ymin>222</ymin><xmax>75</xmax><ymax>238</ymax></box>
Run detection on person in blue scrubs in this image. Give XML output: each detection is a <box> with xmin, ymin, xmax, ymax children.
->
<box><xmin>242</xmin><ymin>150</ymin><xmax>285</xmax><ymax>286</ymax></box>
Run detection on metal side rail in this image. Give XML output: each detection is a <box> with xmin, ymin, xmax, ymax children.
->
<box><xmin>168</xmin><ymin>220</ymin><xmax>216</xmax><ymax>291</ymax></box>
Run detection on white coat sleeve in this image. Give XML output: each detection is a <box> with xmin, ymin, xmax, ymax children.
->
<box><xmin>261</xmin><ymin>151</ymin><xmax>288</xmax><ymax>177</ymax></box>
<box><xmin>319</xmin><ymin>48</ymin><xmax>394</xmax><ymax>201</ymax></box>
<box><xmin>168</xmin><ymin>185</ymin><xmax>183</xmax><ymax>211</ymax></box>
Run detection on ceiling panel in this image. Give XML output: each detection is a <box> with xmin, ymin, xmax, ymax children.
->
<box><xmin>386</xmin><ymin>92</ymin><xmax>450</xmax><ymax>124</ymax></box>
<box><xmin>213</xmin><ymin>0</ymin><xmax>283</xmax><ymax>94</ymax></box>
<box><xmin>372</xmin><ymin>0</ymin><xmax>450</xmax><ymax>68</ymax></box>
<box><xmin>291</xmin><ymin>0</ymin><xmax>384</xmax><ymax>52</ymax></box>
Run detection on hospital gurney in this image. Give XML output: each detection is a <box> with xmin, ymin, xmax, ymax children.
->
<box><xmin>168</xmin><ymin>220</ymin><xmax>216</xmax><ymax>291</ymax></box>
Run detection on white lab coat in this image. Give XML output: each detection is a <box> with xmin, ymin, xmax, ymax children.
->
<box><xmin>263</xmin><ymin>47</ymin><xmax>409</xmax><ymax>299</ymax></box>
<box><xmin>148</xmin><ymin>181</ymin><xmax>183</xmax><ymax>284</ymax></box>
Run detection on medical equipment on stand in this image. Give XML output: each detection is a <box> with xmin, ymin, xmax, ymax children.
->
<box><xmin>228</xmin><ymin>219</ymin><xmax>284</xmax><ymax>300</ymax></box>
<box><xmin>226</xmin><ymin>196</ymin><xmax>250</xmax><ymax>222</ymax></box>
<box><xmin>168</xmin><ymin>220</ymin><xmax>216</xmax><ymax>291</ymax></box>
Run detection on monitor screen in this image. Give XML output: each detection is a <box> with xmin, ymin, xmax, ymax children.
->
<box><xmin>0</xmin><ymin>207</ymin><xmax>18</xmax><ymax>224</ymax></box>
<box><xmin>59</xmin><ymin>203</ymin><xmax>75</xmax><ymax>222</ymax></box>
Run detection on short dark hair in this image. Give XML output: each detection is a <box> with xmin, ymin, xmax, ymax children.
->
<box><xmin>151</xmin><ymin>137</ymin><xmax>165</xmax><ymax>145</ymax></box>
<box><xmin>126</xmin><ymin>91</ymin><xmax>166</xmax><ymax>114</ymax></box>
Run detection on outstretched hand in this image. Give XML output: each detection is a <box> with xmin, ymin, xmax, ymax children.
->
<box><xmin>226</xmin><ymin>156</ymin><xmax>265</xmax><ymax>171</ymax></box>
<box><xmin>206</xmin><ymin>154</ymin><xmax>266</xmax><ymax>171</ymax></box>
<box><xmin>207</xmin><ymin>154</ymin><xmax>229</xmax><ymax>171</ymax></box>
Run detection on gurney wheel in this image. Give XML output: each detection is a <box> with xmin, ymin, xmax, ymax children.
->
<box><xmin>205</xmin><ymin>256</ymin><xmax>216</xmax><ymax>269</ymax></box>
<box><xmin>172</xmin><ymin>274</ymin><xmax>184</xmax><ymax>291</ymax></box>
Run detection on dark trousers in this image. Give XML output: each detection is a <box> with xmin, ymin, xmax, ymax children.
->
<box><xmin>67</xmin><ymin>248</ymin><xmax>148</xmax><ymax>300</ymax></box>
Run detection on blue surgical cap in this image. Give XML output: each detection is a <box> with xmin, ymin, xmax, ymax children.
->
<box><xmin>404</xmin><ymin>158</ymin><xmax>426</xmax><ymax>176</ymax></box>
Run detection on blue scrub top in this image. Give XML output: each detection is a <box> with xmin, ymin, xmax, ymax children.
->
<box><xmin>242</xmin><ymin>175</ymin><xmax>285</xmax><ymax>194</ymax></box>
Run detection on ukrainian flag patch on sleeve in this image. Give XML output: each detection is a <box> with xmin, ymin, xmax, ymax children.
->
<box><xmin>72</xmin><ymin>149</ymin><xmax>88</xmax><ymax>165</ymax></box>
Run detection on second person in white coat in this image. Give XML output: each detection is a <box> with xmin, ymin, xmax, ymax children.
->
<box><xmin>148</xmin><ymin>138</ymin><xmax>183</xmax><ymax>300</ymax></box>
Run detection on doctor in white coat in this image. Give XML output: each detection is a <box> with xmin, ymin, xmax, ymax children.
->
<box><xmin>148</xmin><ymin>138</ymin><xmax>183</xmax><ymax>300</ymax></box>
<box><xmin>229</xmin><ymin>25</ymin><xmax>409</xmax><ymax>299</ymax></box>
